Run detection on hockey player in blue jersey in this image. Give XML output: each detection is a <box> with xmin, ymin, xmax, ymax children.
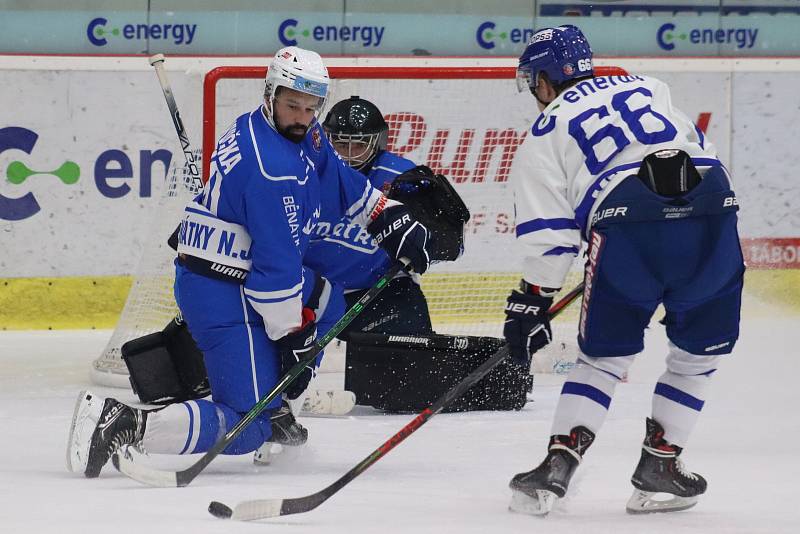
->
<box><xmin>502</xmin><ymin>26</ymin><xmax>744</xmax><ymax>515</ymax></box>
<box><xmin>309</xmin><ymin>95</ymin><xmax>434</xmax><ymax>338</ymax></box>
<box><xmin>67</xmin><ymin>46</ymin><xmax>432</xmax><ymax>478</ymax></box>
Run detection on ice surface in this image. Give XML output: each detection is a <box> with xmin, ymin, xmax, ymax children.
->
<box><xmin>0</xmin><ymin>317</ymin><xmax>797</xmax><ymax>533</ymax></box>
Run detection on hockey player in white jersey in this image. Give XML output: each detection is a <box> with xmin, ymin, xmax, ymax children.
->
<box><xmin>67</xmin><ymin>46</ymin><xmax>432</xmax><ymax>478</ymax></box>
<box><xmin>503</xmin><ymin>25</ymin><xmax>744</xmax><ymax>515</ymax></box>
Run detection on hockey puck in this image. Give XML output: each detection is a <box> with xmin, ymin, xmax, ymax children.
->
<box><xmin>208</xmin><ymin>501</ymin><xmax>233</xmax><ymax>519</ymax></box>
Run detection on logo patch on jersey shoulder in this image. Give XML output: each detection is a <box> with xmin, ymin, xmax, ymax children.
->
<box><xmin>311</xmin><ymin>128</ymin><xmax>322</xmax><ymax>152</ymax></box>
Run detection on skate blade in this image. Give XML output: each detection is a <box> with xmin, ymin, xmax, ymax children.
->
<box><xmin>66</xmin><ymin>390</ymin><xmax>100</xmax><ymax>473</ymax></box>
<box><xmin>253</xmin><ymin>442</ymin><xmax>280</xmax><ymax>466</ymax></box>
<box><xmin>253</xmin><ymin>441</ymin><xmax>307</xmax><ymax>466</ymax></box>
<box><xmin>509</xmin><ymin>489</ymin><xmax>557</xmax><ymax>516</ymax></box>
<box><xmin>626</xmin><ymin>490</ymin><xmax>699</xmax><ymax>514</ymax></box>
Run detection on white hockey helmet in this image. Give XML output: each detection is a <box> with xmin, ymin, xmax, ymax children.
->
<box><xmin>264</xmin><ymin>46</ymin><xmax>330</xmax><ymax>123</ymax></box>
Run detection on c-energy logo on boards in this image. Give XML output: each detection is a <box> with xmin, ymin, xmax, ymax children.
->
<box><xmin>1</xmin><ymin>126</ymin><xmax>172</xmax><ymax>221</ymax></box>
<box><xmin>657</xmin><ymin>22</ymin><xmax>758</xmax><ymax>51</ymax></box>
<box><xmin>476</xmin><ymin>22</ymin><xmax>534</xmax><ymax>50</ymax></box>
<box><xmin>278</xmin><ymin>18</ymin><xmax>385</xmax><ymax>48</ymax></box>
<box><xmin>87</xmin><ymin>17</ymin><xmax>197</xmax><ymax>46</ymax></box>
<box><xmin>0</xmin><ymin>127</ymin><xmax>79</xmax><ymax>221</ymax></box>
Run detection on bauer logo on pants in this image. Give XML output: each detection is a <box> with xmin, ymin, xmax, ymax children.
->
<box><xmin>580</xmin><ymin>231</ymin><xmax>605</xmax><ymax>340</ymax></box>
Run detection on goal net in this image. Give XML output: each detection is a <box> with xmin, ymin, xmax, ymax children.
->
<box><xmin>91</xmin><ymin>64</ymin><xmax>625</xmax><ymax>388</ymax></box>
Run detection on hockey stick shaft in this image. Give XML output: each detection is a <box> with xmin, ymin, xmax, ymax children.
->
<box><xmin>210</xmin><ymin>282</ymin><xmax>585</xmax><ymax>520</ymax></box>
<box><xmin>148</xmin><ymin>54</ymin><xmax>204</xmax><ymax>191</ymax></box>
<box><xmin>113</xmin><ymin>260</ymin><xmax>408</xmax><ymax>487</ymax></box>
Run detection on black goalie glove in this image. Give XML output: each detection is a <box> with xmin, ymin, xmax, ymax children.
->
<box><xmin>277</xmin><ymin>308</ymin><xmax>317</xmax><ymax>400</ymax></box>
<box><xmin>503</xmin><ymin>285</ymin><xmax>555</xmax><ymax>366</ymax></box>
<box><xmin>367</xmin><ymin>204</ymin><xmax>430</xmax><ymax>274</ymax></box>
<box><xmin>387</xmin><ymin>166</ymin><xmax>470</xmax><ymax>262</ymax></box>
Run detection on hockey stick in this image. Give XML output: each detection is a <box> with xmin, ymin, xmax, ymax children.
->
<box><xmin>208</xmin><ymin>282</ymin><xmax>586</xmax><ymax>520</ymax></box>
<box><xmin>112</xmin><ymin>260</ymin><xmax>408</xmax><ymax>487</ymax></box>
<box><xmin>148</xmin><ymin>54</ymin><xmax>203</xmax><ymax>192</ymax></box>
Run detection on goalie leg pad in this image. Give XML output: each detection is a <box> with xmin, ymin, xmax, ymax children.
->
<box><xmin>345</xmin><ymin>333</ymin><xmax>530</xmax><ymax>413</ymax></box>
<box><xmin>122</xmin><ymin>319</ymin><xmax>209</xmax><ymax>405</ymax></box>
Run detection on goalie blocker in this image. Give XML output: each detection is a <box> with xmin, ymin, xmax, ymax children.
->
<box><xmin>345</xmin><ymin>333</ymin><xmax>532</xmax><ymax>413</ymax></box>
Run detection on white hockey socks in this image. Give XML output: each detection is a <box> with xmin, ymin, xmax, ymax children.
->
<box><xmin>141</xmin><ymin>400</ymin><xmax>223</xmax><ymax>454</ymax></box>
<box><xmin>550</xmin><ymin>354</ymin><xmax>634</xmax><ymax>436</ymax></box>
<box><xmin>652</xmin><ymin>342</ymin><xmax>721</xmax><ymax>447</ymax></box>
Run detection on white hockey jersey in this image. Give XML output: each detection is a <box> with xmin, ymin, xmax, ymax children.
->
<box><xmin>509</xmin><ymin>74</ymin><xmax>722</xmax><ymax>288</ymax></box>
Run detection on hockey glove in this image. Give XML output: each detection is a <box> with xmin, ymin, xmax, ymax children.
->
<box><xmin>277</xmin><ymin>308</ymin><xmax>317</xmax><ymax>400</ymax></box>
<box><xmin>503</xmin><ymin>287</ymin><xmax>555</xmax><ymax>366</ymax></box>
<box><xmin>367</xmin><ymin>204</ymin><xmax>430</xmax><ymax>274</ymax></box>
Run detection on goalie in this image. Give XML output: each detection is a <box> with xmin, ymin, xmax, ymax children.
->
<box><xmin>314</xmin><ymin>95</ymin><xmax>469</xmax><ymax>340</ymax></box>
<box><xmin>319</xmin><ymin>97</ymin><xmax>531</xmax><ymax>414</ymax></box>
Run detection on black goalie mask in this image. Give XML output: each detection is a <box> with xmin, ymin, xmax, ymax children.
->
<box><xmin>323</xmin><ymin>96</ymin><xmax>389</xmax><ymax>172</ymax></box>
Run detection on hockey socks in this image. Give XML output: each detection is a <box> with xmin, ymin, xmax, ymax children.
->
<box><xmin>550</xmin><ymin>354</ymin><xmax>633</xmax><ymax>436</ymax></box>
<box><xmin>652</xmin><ymin>343</ymin><xmax>719</xmax><ymax>447</ymax></box>
<box><xmin>142</xmin><ymin>399</ymin><xmax>272</xmax><ymax>455</ymax></box>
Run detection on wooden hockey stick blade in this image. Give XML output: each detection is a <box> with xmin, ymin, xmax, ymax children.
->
<box><xmin>210</xmin><ymin>283</ymin><xmax>585</xmax><ymax>520</ymax></box>
<box><xmin>111</xmin><ymin>261</ymin><xmax>406</xmax><ymax>487</ymax></box>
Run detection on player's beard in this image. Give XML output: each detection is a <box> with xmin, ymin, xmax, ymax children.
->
<box><xmin>272</xmin><ymin>106</ymin><xmax>311</xmax><ymax>143</ymax></box>
<box><xmin>278</xmin><ymin>122</ymin><xmax>310</xmax><ymax>143</ymax></box>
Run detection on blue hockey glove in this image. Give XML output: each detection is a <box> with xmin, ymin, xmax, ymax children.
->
<box><xmin>367</xmin><ymin>204</ymin><xmax>430</xmax><ymax>274</ymax></box>
<box><xmin>503</xmin><ymin>288</ymin><xmax>554</xmax><ymax>366</ymax></box>
<box><xmin>277</xmin><ymin>308</ymin><xmax>317</xmax><ymax>400</ymax></box>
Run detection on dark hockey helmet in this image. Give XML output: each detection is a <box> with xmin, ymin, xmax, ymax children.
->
<box><xmin>516</xmin><ymin>25</ymin><xmax>593</xmax><ymax>93</ymax></box>
<box><xmin>323</xmin><ymin>96</ymin><xmax>389</xmax><ymax>171</ymax></box>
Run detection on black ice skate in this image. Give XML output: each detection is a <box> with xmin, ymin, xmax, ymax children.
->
<box><xmin>509</xmin><ymin>426</ymin><xmax>595</xmax><ymax>516</ymax></box>
<box><xmin>66</xmin><ymin>390</ymin><xmax>103</xmax><ymax>474</ymax></box>
<box><xmin>626</xmin><ymin>418</ymin><xmax>707</xmax><ymax>514</ymax></box>
<box><xmin>67</xmin><ymin>390</ymin><xmax>148</xmax><ymax>478</ymax></box>
<box><xmin>253</xmin><ymin>400</ymin><xmax>308</xmax><ymax>465</ymax></box>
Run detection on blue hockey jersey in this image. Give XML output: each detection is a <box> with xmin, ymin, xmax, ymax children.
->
<box><xmin>176</xmin><ymin>106</ymin><xmax>384</xmax><ymax>340</ymax></box>
<box><xmin>304</xmin><ymin>150</ymin><xmax>417</xmax><ymax>290</ymax></box>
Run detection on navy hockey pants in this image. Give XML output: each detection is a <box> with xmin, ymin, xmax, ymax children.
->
<box><xmin>578</xmin><ymin>170</ymin><xmax>745</xmax><ymax>358</ymax></box>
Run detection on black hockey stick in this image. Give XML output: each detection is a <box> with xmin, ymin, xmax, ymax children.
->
<box><xmin>148</xmin><ymin>54</ymin><xmax>204</xmax><ymax>192</ymax></box>
<box><xmin>208</xmin><ymin>282</ymin><xmax>586</xmax><ymax>520</ymax></box>
<box><xmin>112</xmin><ymin>260</ymin><xmax>408</xmax><ymax>487</ymax></box>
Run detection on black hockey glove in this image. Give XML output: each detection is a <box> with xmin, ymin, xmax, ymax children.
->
<box><xmin>367</xmin><ymin>204</ymin><xmax>430</xmax><ymax>274</ymax></box>
<box><xmin>503</xmin><ymin>286</ymin><xmax>555</xmax><ymax>366</ymax></box>
<box><xmin>277</xmin><ymin>308</ymin><xmax>317</xmax><ymax>400</ymax></box>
